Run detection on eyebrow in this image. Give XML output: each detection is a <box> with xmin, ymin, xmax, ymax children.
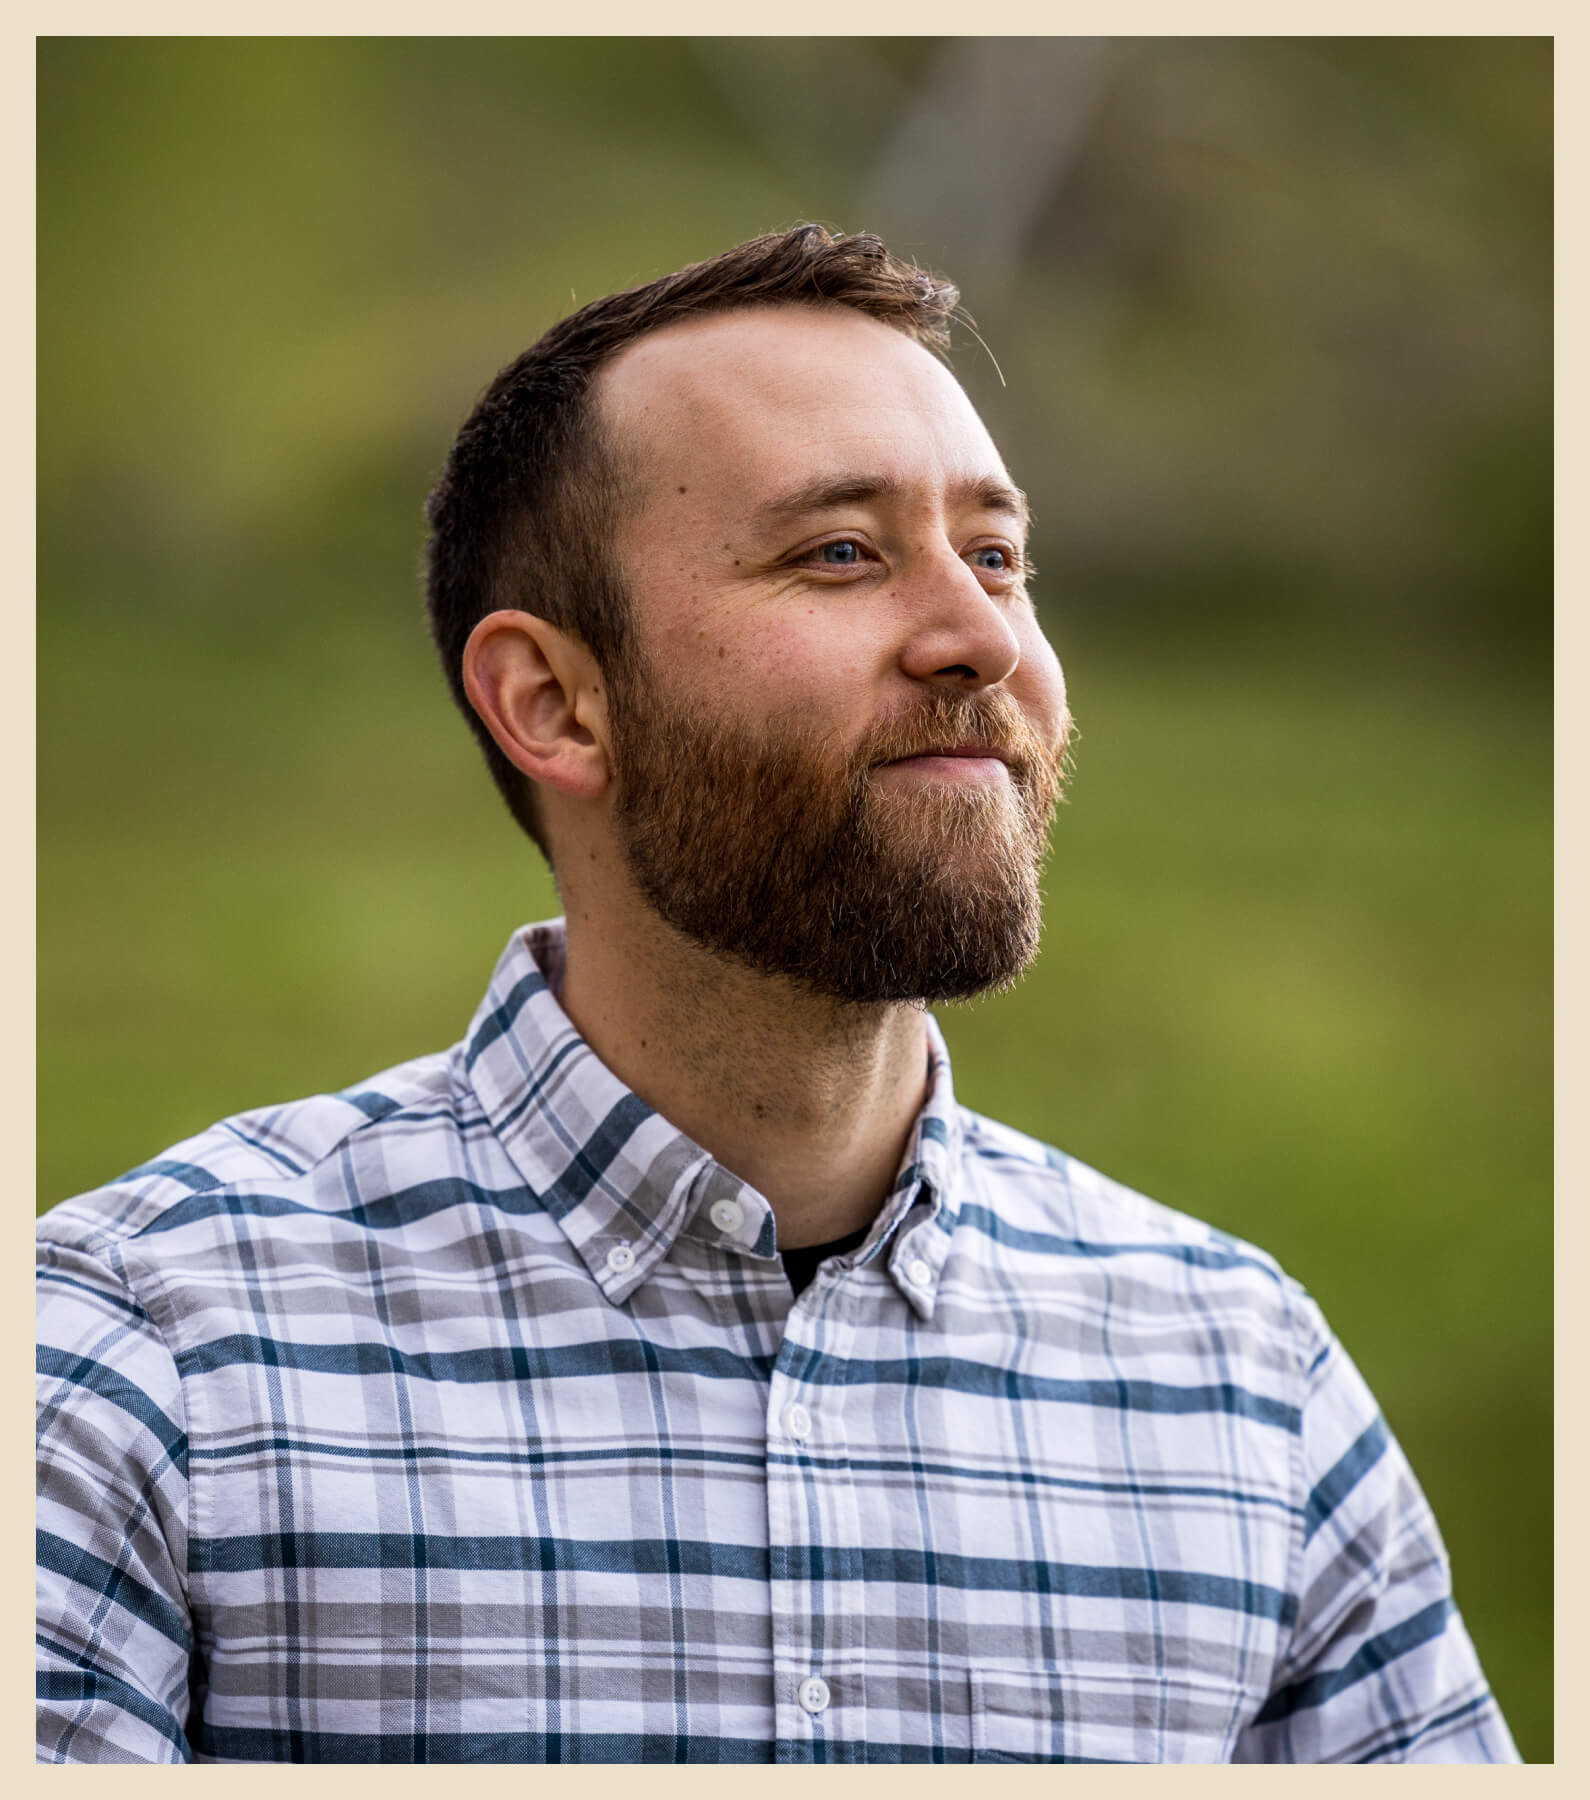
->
<box><xmin>751</xmin><ymin>472</ymin><xmax>1031</xmax><ymax>532</ymax></box>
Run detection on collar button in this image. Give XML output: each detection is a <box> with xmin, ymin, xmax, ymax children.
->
<box><xmin>709</xmin><ymin>1198</ymin><xmax>746</xmax><ymax>1236</ymax></box>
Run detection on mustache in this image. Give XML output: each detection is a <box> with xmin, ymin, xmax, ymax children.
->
<box><xmin>852</xmin><ymin>689</ymin><xmax>1070</xmax><ymax>782</ymax></box>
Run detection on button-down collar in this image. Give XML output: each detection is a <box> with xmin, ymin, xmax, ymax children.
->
<box><xmin>462</xmin><ymin>919</ymin><xmax>965</xmax><ymax>1311</ymax></box>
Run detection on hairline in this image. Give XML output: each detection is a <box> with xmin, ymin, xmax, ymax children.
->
<box><xmin>584</xmin><ymin>299</ymin><xmax>992</xmax><ymax>584</ymax></box>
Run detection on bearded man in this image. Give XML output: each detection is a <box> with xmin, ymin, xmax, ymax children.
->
<box><xmin>36</xmin><ymin>227</ymin><xmax>1516</xmax><ymax>1764</ymax></box>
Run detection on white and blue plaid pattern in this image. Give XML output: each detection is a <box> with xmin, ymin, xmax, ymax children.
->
<box><xmin>37</xmin><ymin>920</ymin><xmax>1517</xmax><ymax>1763</ymax></box>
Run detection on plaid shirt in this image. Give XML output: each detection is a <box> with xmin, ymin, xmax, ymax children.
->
<box><xmin>37</xmin><ymin>919</ymin><xmax>1517</xmax><ymax>1764</ymax></box>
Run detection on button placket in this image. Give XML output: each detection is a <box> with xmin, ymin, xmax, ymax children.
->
<box><xmin>767</xmin><ymin>1286</ymin><xmax>869</xmax><ymax>1758</ymax></box>
<box><xmin>766</xmin><ymin>1355</ymin><xmax>804</xmax><ymax>1758</ymax></box>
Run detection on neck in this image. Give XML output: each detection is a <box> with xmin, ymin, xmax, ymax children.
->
<box><xmin>556</xmin><ymin>886</ymin><xmax>930</xmax><ymax>1250</ymax></box>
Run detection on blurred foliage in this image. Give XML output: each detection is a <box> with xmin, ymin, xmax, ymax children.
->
<box><xmin>38</xmin><ymin>38</ymin><xmax>1550</xmax><ymax>1761</ymax></box>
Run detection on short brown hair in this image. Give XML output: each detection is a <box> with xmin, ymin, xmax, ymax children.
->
<box><xmin>423</xmin><ymin>224</ymin><xmax>961</xmax><ymax>862</ymax></box>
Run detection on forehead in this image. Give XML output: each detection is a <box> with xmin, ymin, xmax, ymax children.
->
<box><xmin>592</xmin><ymin>305</ymin><xmax>1009</xmax><ymax>517</ymax></box>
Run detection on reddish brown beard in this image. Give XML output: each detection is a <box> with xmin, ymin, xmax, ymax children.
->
<box><xmin>610</xmin><ymin>674</ymin><xmax>1068</xmax><ymax>1004</ymax></box>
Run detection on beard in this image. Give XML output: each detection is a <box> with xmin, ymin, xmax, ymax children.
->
<box><xmin>608</xmin><ymin>666</ymin><xmax>1068</xmax><ymax>1005</ymax></box>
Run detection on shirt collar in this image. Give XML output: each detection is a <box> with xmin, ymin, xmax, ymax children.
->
<box><xmin>463</xmin><ymin>919</ymin><xmax>966</xmax><ymax>1313</ymax></box>
<box><xmin>861</xmin><ymin>1009</ymin><xmax>966</xmax><ymax>1319</ymax></box>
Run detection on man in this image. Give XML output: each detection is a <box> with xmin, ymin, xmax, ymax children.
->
<box><xmin>37</xmin><ymin>226</ymin><xmax>1517</xmax><ymax>1764</ymax></box>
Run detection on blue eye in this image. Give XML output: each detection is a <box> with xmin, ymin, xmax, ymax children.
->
<box><xmin>816</xmin><ymin>540</ymin><xmax>863</xmax><ymax>565</ymax></box>
<box><xmin>969</xmin><ymin>546</ymin><xmax>1008</xmax><ymax>571</ymax></box>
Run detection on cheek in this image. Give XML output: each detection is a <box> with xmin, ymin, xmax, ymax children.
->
<box><xmin>680</xmin><ymin>608</ymin><xmax>886</xmax><ymax>713</ymax></box>
<box><xmin>1016</xmin><ymin>618</ymin><xmax>1068</xmax><ymax>735</ymax></box>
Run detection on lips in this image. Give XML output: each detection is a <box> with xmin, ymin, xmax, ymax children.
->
<box><xmin>872</xmin><ymin>746</ymin><xmax>1016</xmax><ymax>792</ymax></box>
<box><xmin>883</xmin><ymin>744</ymin><xmax>1010</xmax><ymax>765</ymax></box>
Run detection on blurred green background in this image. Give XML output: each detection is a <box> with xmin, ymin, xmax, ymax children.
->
<box><xmin>38</xmin><ymin>38</ymin><xmax>1551</xmax><ymax>1760</ymax></box>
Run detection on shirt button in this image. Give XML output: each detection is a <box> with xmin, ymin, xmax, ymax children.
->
<box><xmin>907</xmin><ymin>1257</ymin><xmax>933</xmax><ymax>1288</ymax></box>
<box><xmin>782</xmin><ymin>1401</ymin><xmax>812</xmax><ymax>1441</ymax></box>
<box><xmin>605</xmin><ymin>1244</ymin><xmax>635</xmax><ymax>1273</ymax></box>
<box><xmin>798</xmin><ymin>1675</ymin><xmax>830</xmax><ymax>1716</ymax></box>
<box><xmin>709</xmin><ymin>1198</ymin><xmax>745</xmax><ymax>1235</ymax></box>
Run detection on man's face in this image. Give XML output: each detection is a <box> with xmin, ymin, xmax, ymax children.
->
<box><xmin>593</xmin><ymin>305</ymin><xmax>1072</xmax><ymax>1004</ymax></box>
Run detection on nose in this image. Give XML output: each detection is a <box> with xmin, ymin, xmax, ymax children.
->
<box><xmin>896</xmin><ymin>543</ymin><xmax>1023</xmax><ymax>690</ymax></box>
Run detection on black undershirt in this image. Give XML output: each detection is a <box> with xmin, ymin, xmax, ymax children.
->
<box><xmin>780</xmin><ymin>1223</ymin><xmax>872</xmax><ymax>1300</ymax></box>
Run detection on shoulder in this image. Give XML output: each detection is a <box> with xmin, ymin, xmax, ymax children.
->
<box><xmin>954</xmin><ymin>1105</ymin><xmax>1310</xmax><ymax>1347</ymax></box>
<box><xmin>960</xmin><ymin>1106</ymin><xmax>1287</xmax><ymax>1271</ymax></box>
<box><xmin>37</xmin><ymin>1047</ymin><xmax>463</xmax><ymax>1271</ymax></box>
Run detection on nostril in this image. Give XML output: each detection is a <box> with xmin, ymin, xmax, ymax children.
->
<box><xmin>935</xmin><ymin>664</ymin><xmax>979</xmax><ymax>680</ymax></box>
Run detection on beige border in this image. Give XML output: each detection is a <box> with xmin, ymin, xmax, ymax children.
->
<box><xmin>16</xmin><ymin>6</ymin><xmax>1579</xmax><ymax>32</ymax></box>
<box><xmin>17</xmin><ymin>8</ymin><xmax>1567</xmax><ymax>1788</ymax></box>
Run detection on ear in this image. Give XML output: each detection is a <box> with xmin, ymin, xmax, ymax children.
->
<box><xmin>461</xmin><ymin>610</ymin><xmax>612</xmax><ymax>804</ymax></box>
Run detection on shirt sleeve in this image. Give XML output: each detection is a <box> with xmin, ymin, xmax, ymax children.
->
<box><xmin>36</xmin><ymin>1232</ymin><xmax>196</xmax><ymax>1763</ymax></box>
<box><xmin>1233</xmin><ymin>1290</ymin><xmax>1520</xmax><ymax>1763</ymax></box>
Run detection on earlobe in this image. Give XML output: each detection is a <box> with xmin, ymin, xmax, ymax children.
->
<box><xmin>461</xmin><ymin>610</ymin><xmax>611</xmax><ymax>802</ymax></box>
